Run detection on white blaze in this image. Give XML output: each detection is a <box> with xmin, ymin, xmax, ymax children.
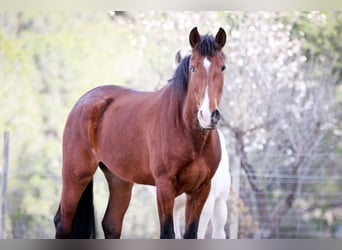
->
<box><xmin>203</xmin><ymin>57</ymin><xmax>211</xmax><ymax>73</ymax></box>
<box><xmin>198</xmin><ymin>57</ymin><xmax>214</xmax><ymax>128</ymax></box>
<box><xmin>198</xmin><ymin>85</ymin><xmax>212</xmax><ymax>128</ymax></box>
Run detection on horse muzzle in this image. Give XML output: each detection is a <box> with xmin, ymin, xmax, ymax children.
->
<box><xmin>198</xmin><ymin>108</ymin><xmax>221</xmax><ymax>130</ymax></box>
<box><xmin>210</xmin><ymin>109</ymin><xmax>221</xmax><ymax>128</ymax></box>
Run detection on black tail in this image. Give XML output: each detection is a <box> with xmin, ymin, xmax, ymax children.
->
<box><xmin>71</xmin><ymin>179</ymin><xmax>97</xmax><ymax>239</ymax></box>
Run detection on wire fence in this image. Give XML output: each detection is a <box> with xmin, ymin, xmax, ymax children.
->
<box><xmin>235</xmin><ymin>151</ymin><xmax>342</xmax><ymax>239</ymax></box>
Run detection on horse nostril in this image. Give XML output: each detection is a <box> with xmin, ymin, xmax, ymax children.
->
<box><xmin>211</xmin><ymin>109</ymin><xmax>220</xmax><ymax>125</ymax></box>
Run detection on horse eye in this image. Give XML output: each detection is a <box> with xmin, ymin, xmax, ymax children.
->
<box><xmin>190</xmin><ymin>65</ymin><xmax>195</xmax><ymax>72</ymax></box>
<box><xmin>221</xmin><ymin>65</ymin><xmax>226</xmax><ymax>72</ymax></box>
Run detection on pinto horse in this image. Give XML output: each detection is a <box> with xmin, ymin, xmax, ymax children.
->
<box><xmin>54</xmin><ymin>27</ymin><xmax>227</xmax><ymax>239</ymax></box>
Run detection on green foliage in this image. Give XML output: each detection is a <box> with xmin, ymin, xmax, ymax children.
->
<box><xmin>284</xmin><ymin>11</ymin><xmax>342</xmax><ymax>83</ymax></box>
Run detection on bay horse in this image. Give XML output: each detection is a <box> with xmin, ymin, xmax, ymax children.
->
<box><xmin>54</xmin><ymin>27</ymin><xmax>227</xmax><ymax>239</ymax></box>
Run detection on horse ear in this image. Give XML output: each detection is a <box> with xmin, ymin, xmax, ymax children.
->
<box><xmin>215</xmin><ymin>27</ymin><xmax>226</xmax><ymax>49</ymax></box>
<box><xmin>189</xmin><ymin>27</ymin><xmax>201</xmax><ymax>49</ymax></box>
<box><xmin>174</xmin><ymin>50</ymin><xmax>182</xmax><ymax>67</ymax></box>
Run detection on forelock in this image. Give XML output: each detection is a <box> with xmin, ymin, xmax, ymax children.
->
<box><xmin>195</xmin><ymin>34</ymin><xmax>219</xmax><ymax>57</ymax></box>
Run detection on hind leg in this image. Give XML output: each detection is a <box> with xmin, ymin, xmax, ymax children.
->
<box><xmin>197</xmin><ymin>194</ymin><xmax>214</xmax><ymax>239</ymax></box>
<box><xmin>54</xmin><ymin>140</ymin><xmax>98</xmax><ymax>238</ymax></box>
<box><xmin>173</xmin><ymin>194</ymin><xmax>186</xmax><ymax>239</ymax></box>
<box><xmin>100</xmin><ymin>164</ymin><xmax>133</xmax><ymax>239</ymax></box>
<box><xmin>210</xmin><ymin>198</ymin><xmax>228</xmax><ymax>239</ymax></box>
<box><xmin>54</xmin><ymin>169</ymin><xmax>96</xmax><ymax>238</ymax></box>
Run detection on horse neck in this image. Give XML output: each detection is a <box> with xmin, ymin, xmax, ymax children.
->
<box><xmin>159</xmin><ymin>81</ymin><xmax>211</xmax><ymax>152</ymax></box>
<box><xmin>157</xmin><ymin>82</ymin><xmax>185</xmax><ymax>126</ymax></box>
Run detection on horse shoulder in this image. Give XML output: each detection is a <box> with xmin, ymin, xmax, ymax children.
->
<box><xmin>203</xmin><ymin>130</ymin><xmax>222</xmax><ymax>172</ymax></box>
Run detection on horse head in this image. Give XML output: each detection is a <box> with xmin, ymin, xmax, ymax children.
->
<box><xmin>188</xmin><ymin>27</ymin><xmax>227</xmax><ymax>129</ymax></box>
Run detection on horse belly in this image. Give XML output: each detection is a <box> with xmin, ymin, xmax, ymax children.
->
<box><xmin>100</xmin><ymin>144</ymin><xmax>155</xmax><ymax>185</ymax></box>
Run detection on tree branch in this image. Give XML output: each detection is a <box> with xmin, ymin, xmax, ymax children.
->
<box><xmin>221</xmin><ymin>120</ymin><xmax>273</xmax><ymax>238</ymax></box>
<box><xmin>270</xmin><ymin>154</ymin><xmax>305</xmax><ymax>229</ymax></box>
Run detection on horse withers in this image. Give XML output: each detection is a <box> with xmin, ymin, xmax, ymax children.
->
<box><xmin>54</xmin><ymin>27</ymin><xmax>227</xmax><ymax>239</ymax></box>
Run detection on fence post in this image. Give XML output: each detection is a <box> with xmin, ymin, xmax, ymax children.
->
<box><xmin>1</xmin><ymin>131</ymin><xmax>9</xmax><ymax>239</ymax></box>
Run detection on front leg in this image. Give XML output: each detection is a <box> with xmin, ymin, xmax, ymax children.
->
<box><xmin>184</xmin><ymin>181</ymin><xmax>211</xmax><ymax>239</ymax></box>
<box><xmin>156</xmin><ymin>178</ymin><xmax>176</xmax><ymax>239</ymax></box>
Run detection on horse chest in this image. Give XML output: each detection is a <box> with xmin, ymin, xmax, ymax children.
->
<box><xmin>175</xmin><ymin>160</ymin><xmax>212</xmax><ymax>194</ymax></box>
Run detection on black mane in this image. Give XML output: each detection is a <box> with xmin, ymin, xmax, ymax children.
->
<box><xmin>172</xmin><ymin>55</ymin><xmax>191</xmax><ymax>95</ymax></box>
<box><xmin>171</xmin><ymin>34</ymin><xmax>221</xmax><ymax>95</ymax></box>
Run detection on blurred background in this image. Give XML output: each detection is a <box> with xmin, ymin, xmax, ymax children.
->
<box><xmin>0</xmin><ymin>11</ymin><xmax>341</xmax><ymax>239</ymax></box>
